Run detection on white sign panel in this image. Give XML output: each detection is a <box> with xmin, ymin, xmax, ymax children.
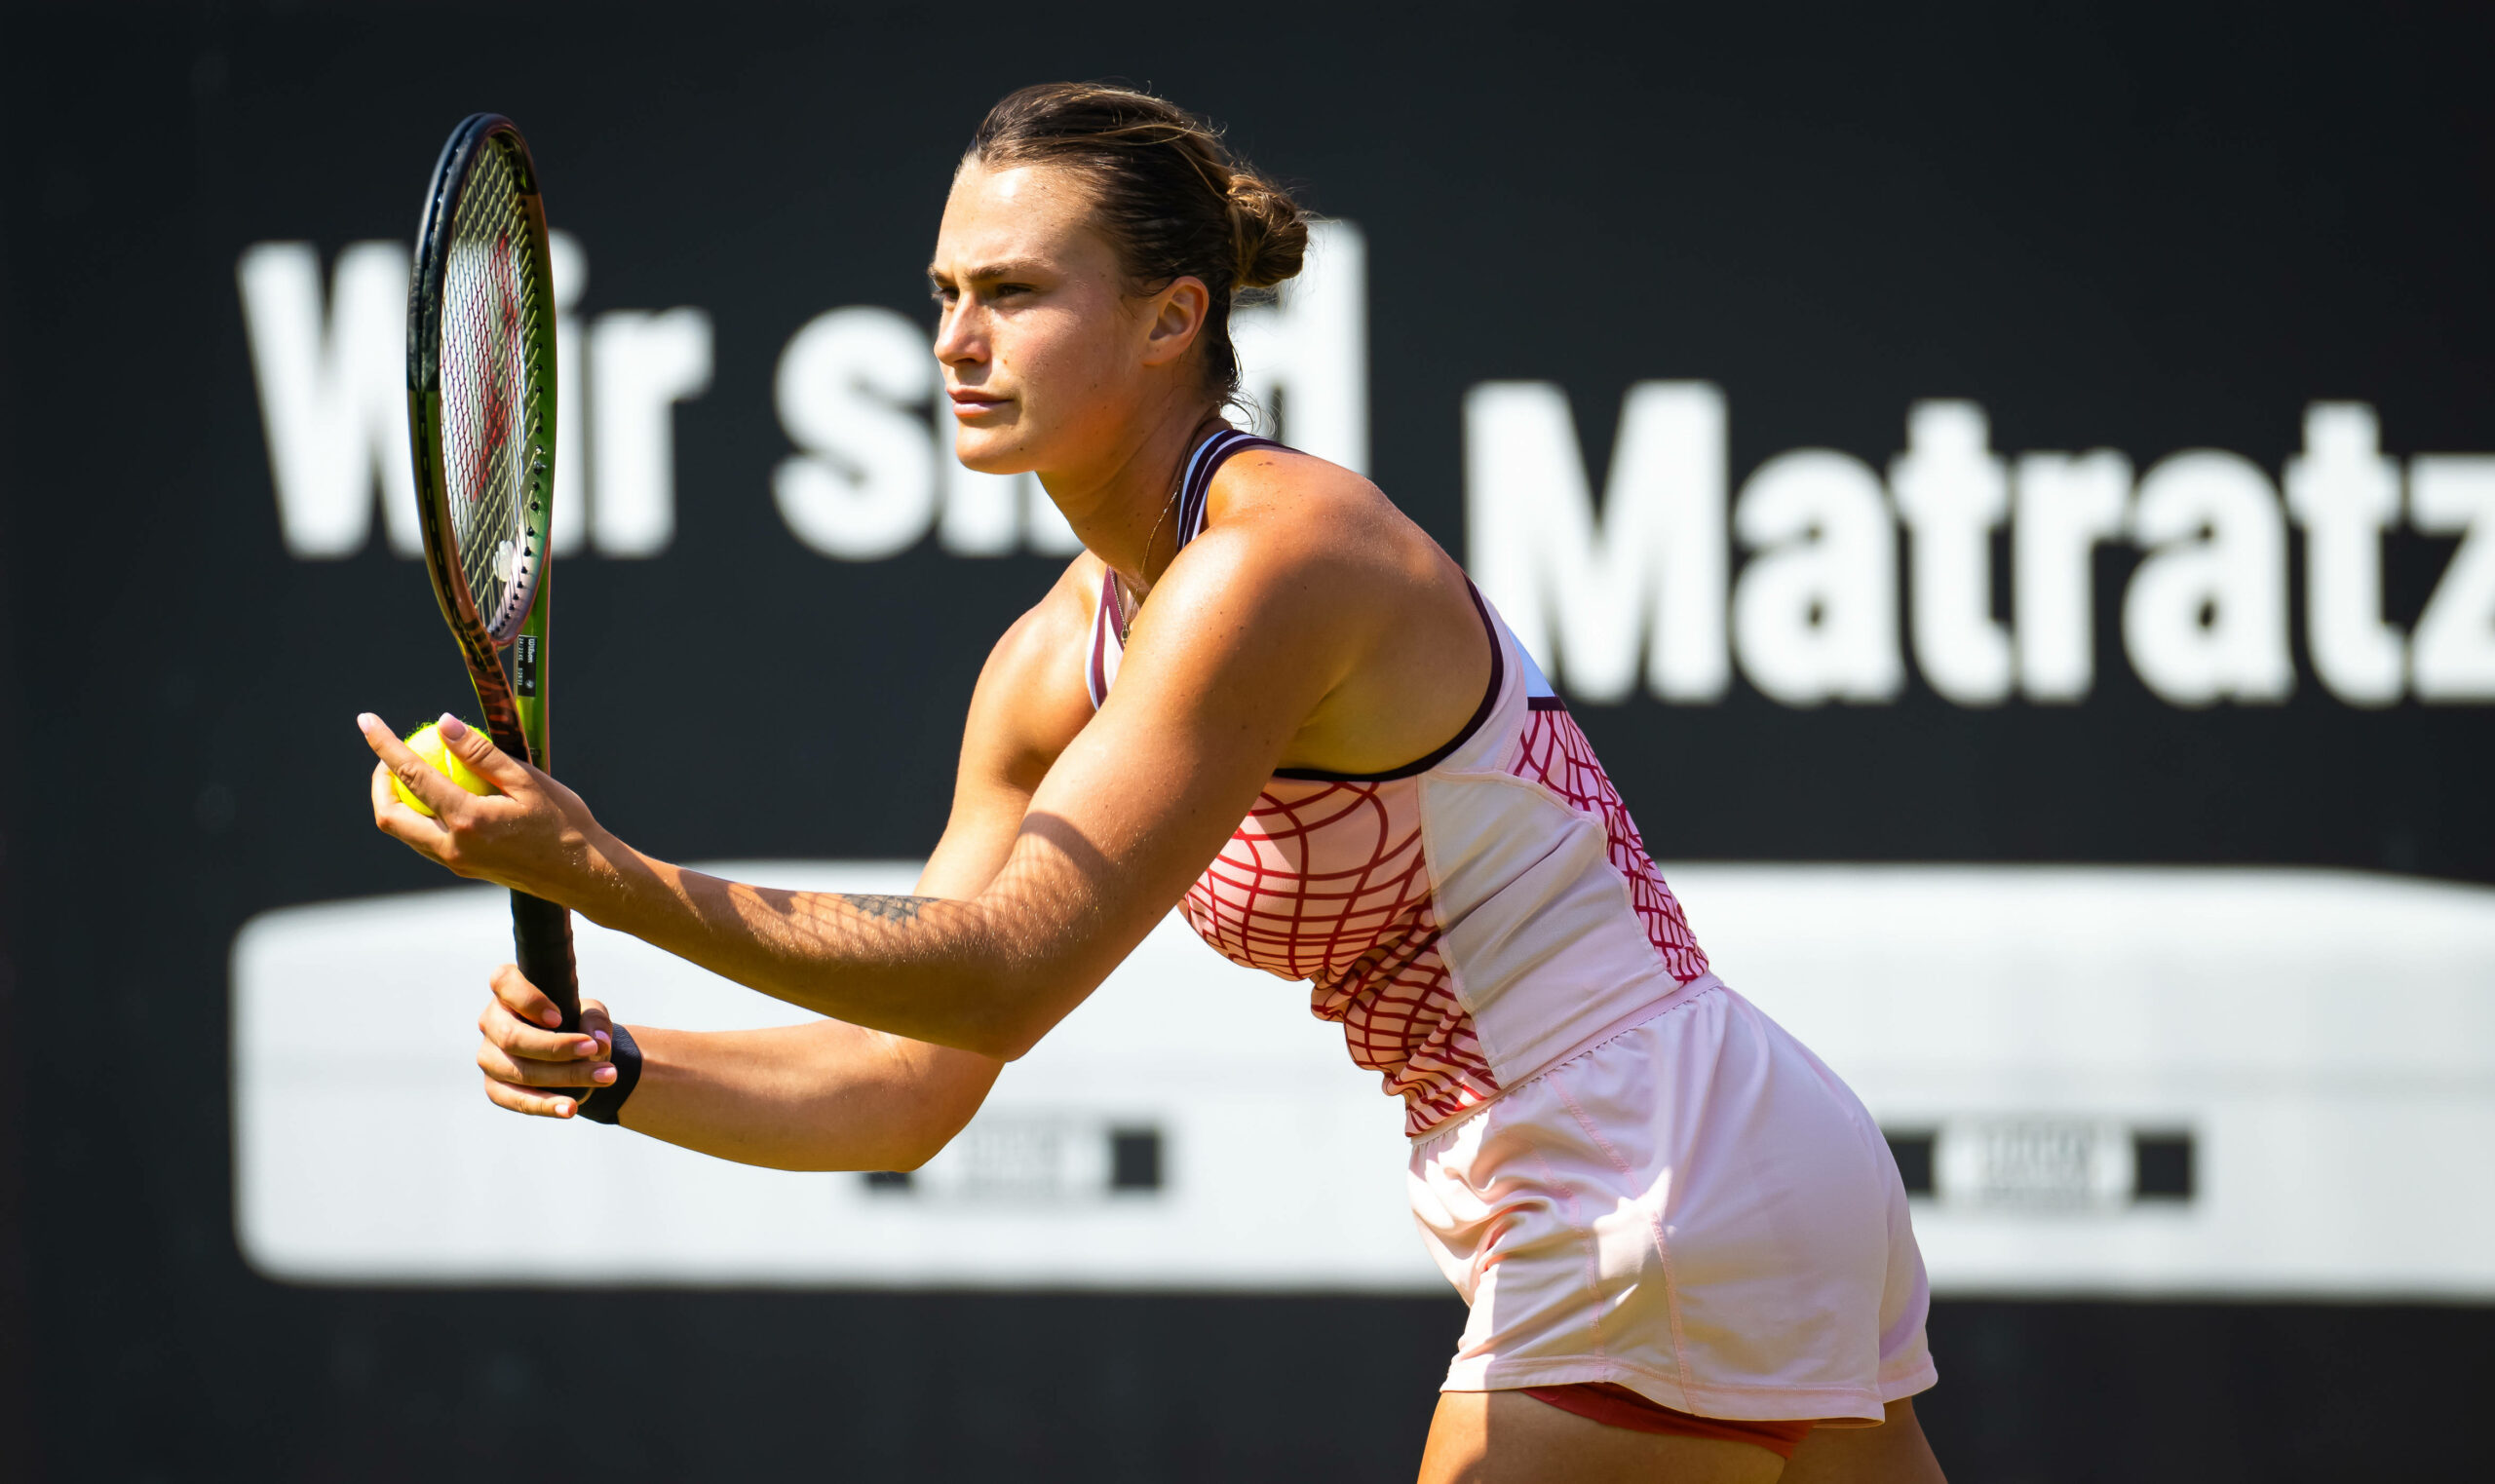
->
<box><xmin>234</xmin><ymin>864</ymin><xmax>2495</xmax><ymax>1297</ymax></box>
<box><xmin>235</xmin><ymin>862</ymin><xmax>1423</xmax><ymax>1289</ymax></box>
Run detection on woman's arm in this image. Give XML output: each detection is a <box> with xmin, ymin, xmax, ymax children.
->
<box><xmin>374</xmin><ymin>492</ymin><xmax>1365</xmax><ymax>1061</ymax></box>
<box><xmin>461</xmin><ymin>572</ymin><xmax>1103</xmax><ymax>1166</ymax></box>
<box><xmin>474</xmin><ymin>976</ymin><xmax>992</xmax><ymax>1172</ymax></box>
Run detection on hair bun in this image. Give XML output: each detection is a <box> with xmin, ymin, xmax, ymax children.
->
<box><xmin>973</xmin><ymin>82</ymin><xmax>1312</xmax><ymax>398</ymax></box>
<box><xmin>1225</xmin><ymin>171</ymin><xmax>1308</xmax><ymax>291</ymax></box>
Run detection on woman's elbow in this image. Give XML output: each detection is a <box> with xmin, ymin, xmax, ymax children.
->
<box><xmin>958</xmin><ymin>941</ymin><xmax>1105</xmax><ymax>1061</ymax></box>
<box><xmin>973</xmin><ymin>1022</ymin><xmax>1048</xmax><ymax>1063</ymax></box>
<box><xmin>952</xmin><ymin>981</ymin><xmax>1065</xmax><ymax>1062</ymax></box>
<box><xmin>881</xmin><ymin>1089</ymin><xmax>984</xmax><ymax>1171</ymax></box>
<box><xmin>879</xmin><ymin>1044</ymin><xmax>1009</xmax><ymax>1169</ymax></box>
<box><xmin>787</xmin><ymin>1111</ymin><xmax>961</xmax><ymax>1175</ymax></box>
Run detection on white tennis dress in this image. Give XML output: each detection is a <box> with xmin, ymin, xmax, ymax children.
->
<box><xmin>1082</xmin><ymin>430</ymin><xmax>1936</xmax><ymax>1424</ymax></box>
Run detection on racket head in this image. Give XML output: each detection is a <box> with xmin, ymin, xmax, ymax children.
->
<box><xmin>405</xmin><ymin>113</ymin><xmax>557</xmax><ymax>763</ymax></box>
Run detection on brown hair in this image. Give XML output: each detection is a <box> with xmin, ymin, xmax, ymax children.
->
<box><xmin>969</xmin><ymin>82</ymin><xmax>1309</xmax><ymax>401</ymax></box>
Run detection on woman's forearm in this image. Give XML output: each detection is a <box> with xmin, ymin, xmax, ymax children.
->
<box><xmin>614</xmin><ymin>1019</ymin><xmax>1002</xmax><ymax>1172</ymax></box>
<box><xmin>558</xmin><ymin>833</ymin><xmax>1066</xmax><ymax>1058</ymax></box>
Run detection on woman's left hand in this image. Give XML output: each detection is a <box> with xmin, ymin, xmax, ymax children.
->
<box><xmin>361</xmin><ymin>711</ymin><xmax>612</xmax><ymax>900</ymax></box>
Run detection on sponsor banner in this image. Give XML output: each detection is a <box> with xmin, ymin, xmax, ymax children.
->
<box><xmin>235</xmin><ymin>863</ymin><xmax>2495</xmax><ymax>1297</ymax></box>
<box><xmin>236</xmin><ymin>224</ymin><xmax>2495</xmax><ymax>714</ymax></box>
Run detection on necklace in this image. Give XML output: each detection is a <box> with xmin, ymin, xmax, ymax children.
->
<box><xmin>1116</xmin><ymin>467</ymin><xmax>1188</xmax><ymax>645</ymax></box>
<box><xmin>1115</xmin><ymin>419</ymin><xmax>1227</xmax><ymax>644</ymax></box>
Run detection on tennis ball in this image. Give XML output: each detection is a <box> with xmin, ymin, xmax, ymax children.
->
<box><xmin>390</xmin><ymin>722</ymin><xmax>497</xmax><ymax>818</ymax></box>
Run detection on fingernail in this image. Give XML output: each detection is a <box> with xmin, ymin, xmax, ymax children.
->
<box><xmin>541</xmin><ymin>1009</ymin><xmax>562</xmax><ymax>1028</ymax></box>
<box><xmin>575</xmin><ymin>1039</ymin><xmax>600</xmax><ymax>1058</ymax></box>
<box><xmin>438</xmin><ymin>714</ymin><xmax>469</xmax><ymax>739</ymax></box>
<box><xmin>356</xmin><ymin>712</ymin><xmax>379</xmax><ymax>732</ymax></box>
<box><xmin>555</xmin><ymin>1099</ymin><xmax>574</xmax><ymax>1117</ymax></box>
<box><xmin>594</xmin><ymin>1031</ymin><xmax>611</xmax><ymax>1053</ymax></box>
<box><xmin>594</xmin><ymin>1064</ymin><xmax>617</xmax><ymax>1083</ymax></box>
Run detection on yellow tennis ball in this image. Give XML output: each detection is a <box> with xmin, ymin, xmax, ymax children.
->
<box><xmin>390</xmin><ymin>722</ymin><xmax>497</xmax><ymax>818</ymax></box>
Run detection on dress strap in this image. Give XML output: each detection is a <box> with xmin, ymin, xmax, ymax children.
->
<box><xmin>1172</xmin><ymin>429</ymin><xmax>1283</xmax><ymax>556</ymax></box>
<box><xmin>1085</xmin><ymin>567</ymin><xmax>1122</xmax><ymax>708</ymax></box>
<box><xmin>1083</xmin><ymin>428</ymin><xmax>1285</xmax><ymax>709</ymax></box>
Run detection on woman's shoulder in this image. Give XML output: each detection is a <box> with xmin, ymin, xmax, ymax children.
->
<box><xmin>1203</xmin><ymin>443</ymin><xmax>1401</xmax><ymax>555</ymax></box>
<box><xmin>960</xmin><ymin>552</ymin><xmax>1106</xmax><ymax>771</ymax></box>
<box><xmin>988</xmin><ymin>551</ymin><xmax>1106</xmax><ymax>679</ymax></box>
<box><xmin>1158</xmin><ymin>438</ymin><xmax>1491</xmax><ymax>776</ymax></box>
<box><xmin>1199</xmin><ymin>440</ymin><xmax>1444</xmax><ymax>586</ymax></box>
<box><xmin>1205</xmin><ymin>439</ymin><xmax>1375</xmax><ymax>514</ymax></box>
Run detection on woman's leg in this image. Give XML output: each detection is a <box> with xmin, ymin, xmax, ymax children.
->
<box><xmin>1417</xmin><ymin>1391</ymin><xmax>1786</xmax><ymax>1484</ymax></box>
<box><xmin>1777</xmin><ymin>1398</ymin><xmax>1947</xmax><ymax>1484</ymax></box>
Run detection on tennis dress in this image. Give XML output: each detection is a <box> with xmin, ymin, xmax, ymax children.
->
<box><xmin>1083</xmin><ymin>429</ymin><xmax>1936</xmax><ymax>1425</ymax></box>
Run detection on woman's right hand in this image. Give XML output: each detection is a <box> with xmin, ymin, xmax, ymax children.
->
<box><xmin>476</xmin><ymin>964</ymin><xmax>617</xmax><ymax>1119</ymax></box>
<box><xmin>362</xmin><ymin>711</ymin><xmax>618</xmax><ymax>905</ymax></box>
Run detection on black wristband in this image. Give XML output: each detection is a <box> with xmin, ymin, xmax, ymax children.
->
<box><xmin>577</xmin><ymin>1023</ymin><xmax>642</xmax><ymax>1125</ymax></box>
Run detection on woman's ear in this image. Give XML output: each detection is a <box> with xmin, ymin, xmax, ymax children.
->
<box><xmin>1138</xmin><ymin>275</ymin><xmax>1211</xmax><ymax>368</ymax></box>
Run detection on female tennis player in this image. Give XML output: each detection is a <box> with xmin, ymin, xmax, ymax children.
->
<box><xmin>361</xmin><ymin>82</ymin><xmax>1945</xmax><ymax>1482</ymax></box>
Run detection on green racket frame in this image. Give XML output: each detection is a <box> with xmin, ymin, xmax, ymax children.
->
<box><xmin>404</xmin><ymin>113</ymin><xmax>581</xmax><ymax>1033</ymax></box>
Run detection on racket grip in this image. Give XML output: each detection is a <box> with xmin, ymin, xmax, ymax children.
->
<box><xmin>509</xmin><ymin>890</ymin><xmax>582</xmax><ymax>1034</ymax></box>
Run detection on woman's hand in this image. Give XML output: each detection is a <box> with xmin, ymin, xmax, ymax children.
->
<box><xmin>361</xmin><ymin>712</ymin><xmax>610</xmax><ymax>900</ymax></box>
<box><xmin>476</xmin><ymin>964</ymin><xmax>617</xmax><ymax>1119</ymax></box>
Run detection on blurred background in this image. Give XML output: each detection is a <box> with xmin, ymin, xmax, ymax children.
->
<box><xmin>6</xmin><ymin>1</ymin><xmax>2495</xmax><ymax>1478</ymax></box>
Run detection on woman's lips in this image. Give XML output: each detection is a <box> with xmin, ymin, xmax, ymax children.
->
<box><xmin>948</xmin><ymin>389</ymin><xmax>1009</xmax><ymax>417</ymax></box>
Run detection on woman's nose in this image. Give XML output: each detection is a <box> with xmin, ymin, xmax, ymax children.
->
<box><xmin>934</xmin><ymin>305</ymin><xmax>984</xmax><ymax>364</ymax></box>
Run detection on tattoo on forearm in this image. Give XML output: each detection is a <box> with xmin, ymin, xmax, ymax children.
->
<box><xmin>843</xmin><ymin>894</ymin><xmax>937</xmax><ymax>924</ymax></box>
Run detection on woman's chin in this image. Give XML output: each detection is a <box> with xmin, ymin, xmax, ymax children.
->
<box><xmin>952</xmin><ymin>429</ymin><xmax>1041</xmax><ymax>476</ymax></box>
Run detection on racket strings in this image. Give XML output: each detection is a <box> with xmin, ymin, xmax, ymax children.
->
<box><xmin>440</xmin><ymin>139</ymin><xmax>547</xmax><ymax>639</ymax></box>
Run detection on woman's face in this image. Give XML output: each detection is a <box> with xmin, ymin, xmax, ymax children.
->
<box><xmin>929</xmin><ymin>160</ymin><xmax>1205</xmax><ymax>477</ymax></box>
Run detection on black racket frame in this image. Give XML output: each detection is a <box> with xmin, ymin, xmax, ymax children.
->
<box><xmin>404</xmin><ymin>113</ymin><xmax>581</xmax><ymax>1033</ymax></box>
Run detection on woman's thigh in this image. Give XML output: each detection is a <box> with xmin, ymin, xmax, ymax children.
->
<box><xmin>1777</xmin><ymin>1398</ymin><xmax>1948</xmax><ymax>1484</ymax></box>
<box><xmin>1416</xmin><ymin>1391</ymin><xmax>1785</xmax><ymax>1484</ymax></box>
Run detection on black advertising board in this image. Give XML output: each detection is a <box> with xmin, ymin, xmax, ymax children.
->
<box><xmin>4</xmin><ymin>3</ymin><xmax>2492</xmax><ymax>1478</ymax></box>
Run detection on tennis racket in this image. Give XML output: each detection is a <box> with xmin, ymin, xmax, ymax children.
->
<box><xmin>403</xmin><ymin>113</ymin><xmax>581</xmax><ymax>1033</ymax></box>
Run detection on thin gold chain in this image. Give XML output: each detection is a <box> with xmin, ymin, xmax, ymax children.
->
<box><xmin>1117</xmin><ymin>420</ymin><xmax>1226</xmax><ymax>644</ymax></box>
<box><xmin>1118</xmin><ymin>479</ymin><xmax>1183</xmax><ymax>645</ymax></box>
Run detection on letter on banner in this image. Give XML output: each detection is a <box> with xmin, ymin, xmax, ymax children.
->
<box><xmin>1732</xmin><ymin>450</ymin><xmax>1901</xmax><ymax>705</ymax></box>
<box><xmin>1464</xmin><ymin>382</ymin><xmax>1728</xmax><ymax>704</ymax></box>
<box><xmin>2284</xmin><ymin>403</ymin><xmax>2404</xmax><ymax>706</ymax></box>
<box><xmin>591</xmin><ymin>307</ymin><xmax>714</xmax><ymax>556</ymax></box>
<box><xmin>1891</xmin><ymin>401</ymin><xmax>2013</xmax><ymax>705</ymax></box>
<box><xmin>550</xmin><ymin>232</ymin><xmax>587</xmax><ymax>555</ymax></box>
<box><xmin>775</xmin><ymin>307</ymin><xmax>938</xmax><ymax>559</ymax></box>
<box><xmin>2014</xmin><ymin>450</ymin><xmax>2131</xmax><ymax>704</ymax></box>
<box><xmin>2123</xmin><ymin>450</ymin><xmax>2292</xmax><ymax>705</ymax></box>
<box><xmin>237</xmin><ymin>242</ymin><xmax>423</xmax><ymax>557</ymax></box>
<box><xmin>2410</xmin><ymin>455</ymin><xmax>2495</xmax><ymax>701</ymax></box>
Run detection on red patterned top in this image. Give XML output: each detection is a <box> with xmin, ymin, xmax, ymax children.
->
<box><xmin>1088</xmin><ymin>432</ymin><xmax>1710</xmax><ymax>1133</ymax></box>
<box><xmin>1510</xmin><ymin>701</ymin><xmax>1711</xmax><ymax>986</ymax></box>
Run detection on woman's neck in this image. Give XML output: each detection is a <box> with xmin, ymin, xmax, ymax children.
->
<box><xmin>1043</xmin><ymin>403</ymin><xmax>1229</xmax><ymax>590</ymax></box>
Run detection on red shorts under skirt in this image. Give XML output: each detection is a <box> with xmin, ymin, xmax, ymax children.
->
<box><xmin>1522</xmin><ymin>1383</ymin><xmax>1816</xmax><ymax>1459</ymax></box>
